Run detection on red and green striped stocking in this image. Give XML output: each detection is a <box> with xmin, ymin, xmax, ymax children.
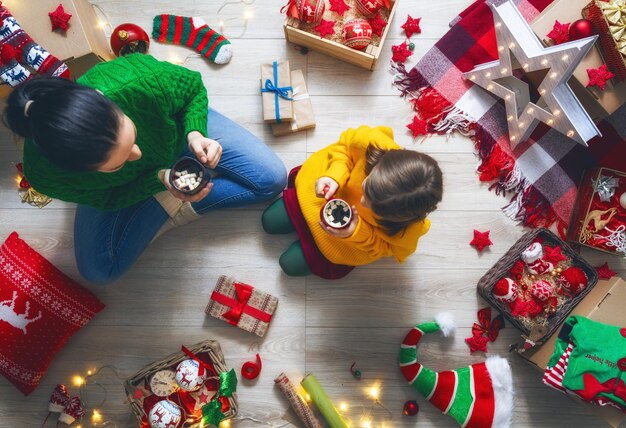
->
<box><xmin>399</xmin><ymin>314</ymin><xmax>514</xmax><ymax>428</ymax></box>
<box><xmin>152</xmin><ymin>15</ymin><xmax>233</xmax><ymax>65</ymax></box>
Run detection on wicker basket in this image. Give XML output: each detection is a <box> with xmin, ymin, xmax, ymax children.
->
<box><xmin>477</xmin><ymin>228</ymin><xmax>598</xmax><ymax>344</ymax></box>
<box><xmin>124</xmin><ymin>340</ymin><xmax>238</xmax><ymax>427</ymax></box>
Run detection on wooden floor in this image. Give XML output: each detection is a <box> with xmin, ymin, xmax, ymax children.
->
<box><xmin>1</xmin><ymin>0</ymin><xmax>624</xmax><ymax>427</ymax></box>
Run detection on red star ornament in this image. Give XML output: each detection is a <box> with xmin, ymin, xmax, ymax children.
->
<box><xmin>587</xmin><ymin>64</ymin><xmax>615</xmax><ymax>91</ymax></box>
<box><xmin>392</xmin><ymin>41</ymin><xmax>413</xmax><ymax>63</ymax></box>
<box><xmin>401</xmin><ymin>15</ymin><xmax>421</xmax><ymax>38</ymax></box>
<box><xmin>48</xmin><ymin>4</ymin><xmax>72</xmax><ymax>32</ymax></box>
<box><xmin>543</xmin><ymin>246</ymin><xmax>567</xmax><ymax>264</ymax></box>
<box><xmin>406</xmin><ymin>115</ymin><xmax>428</xmax><ymax>137</ymax></box>
<box><xmin>470</xmin><ymin>229</ymin><xmax>493</xmax><ymax>252</ymax></box>
<box><xmin>546</xmin><ymin>20</ymin><xmax>570</xmax><ymax>45</ymax></box>
<box><xmin>595</xmin><ymin>262</ymin><xmax>616</xmax><ymax>280</ymax></box>
<box><xmin>314</xmin><ymin>19</ymin><xmax>336</xmax><ymax>39</ymax></box>
<box><xmin>328</xmin><ymin>0</ymin><xmax>350</xmax><ymax>16</ymax></box>
<box><xmin>368</xmin><ymin>13</ymin><xmax>387</xmax><ymax>37</ymax></box>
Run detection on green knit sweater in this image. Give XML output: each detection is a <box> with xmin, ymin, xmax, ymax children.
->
<box><xmin>23</xmin><ymin>54</ymin><xmax>208</xmax><ymax>211</ymax></box>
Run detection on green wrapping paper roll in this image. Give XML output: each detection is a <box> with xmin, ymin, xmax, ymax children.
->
<box><xmin>300</xmin><ymin>374</ymin><xmax>349</xmax><ymax>428</ymax></box>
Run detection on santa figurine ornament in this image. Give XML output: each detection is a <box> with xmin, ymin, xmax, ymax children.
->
<box><xmin>521</xmin><ymin>242</ymin><xmax>554</xmax><ymax>275</ymax></box>
<box><xmin>400</xmin><ymin>314</ymin><xmax>514</xmax><ymax>428</ymax></box>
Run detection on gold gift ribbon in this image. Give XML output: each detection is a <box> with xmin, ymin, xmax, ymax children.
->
<box><xmin>598</xmin><ymin>0</ymin><xmax>626</xmax><ymax>25</ymax></box>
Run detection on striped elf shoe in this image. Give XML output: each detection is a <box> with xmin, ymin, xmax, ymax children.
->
<box><xmin>152</xmin><ymin>15</ymin><xmax>233</xmax><ymax>65</ymax></box>
<box><xmin>399</xmin><ymin>313</ymin><xmax>514</xmax><ymax>428</ymax></box>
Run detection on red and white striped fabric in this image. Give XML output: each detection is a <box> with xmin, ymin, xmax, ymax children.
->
<box><xmin>542</xmin><ymin>342</ymin><xmax>574</xmax><ymax>392</ymax></box>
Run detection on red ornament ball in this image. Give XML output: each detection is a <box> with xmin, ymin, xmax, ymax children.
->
<box><xmin>342</xmin><ymin>19</ymin><xmax>373</xmax><ymax>50</ymax></box>
<box><xmin>297</xmin><ymin>0</ymin><xmax>325</xmax><ymax>23</ymax></box>
<box><xmin>110</xmin><ymin>23</ymin><xmax>150</xmax><ymax>57</ymax></box>
<box><xmin>569</xmin><ymin>19</ymin><xmax>595</xmax><ymax>40</ymax></box>
<box><xmin>560</xmin><ymin>267</ymin><xmax>588</xmax><ymax>296</ymax></box>
<box><xmin>493</xmin><ymin>278</ymin><xmax>518</xmax><ymax>304</ymax></box>
<box><xmin>531</xmin><ymin>280</ymin><xmax>552</xmax><ymax>302</ymax></box>
<box><xmin>403</xmin><ymin>400</ymin><xmax>419</xmax><ymax>416</ymax></box>
<box><xmin>355</xmin><ymin>0</ymin><xmax>384</xmax><ymax>17</ymax></box>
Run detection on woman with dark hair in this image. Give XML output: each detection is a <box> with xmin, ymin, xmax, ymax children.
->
<box><xmin>4</xmin><ymin>53</ymin><xmax>287</xmax><ymax>285</ymax></box>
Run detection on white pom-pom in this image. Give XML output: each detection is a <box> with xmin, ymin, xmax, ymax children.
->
<box><xmin>434</xmin><ymin>312</ymin><xmax>456</xmax><ymax>337</ymax></box>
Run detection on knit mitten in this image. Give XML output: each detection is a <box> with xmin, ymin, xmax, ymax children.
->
<box><xmin>0</xmin><ymin>45</ymin><xmax>31</xmax><ymax>87</ymax></box>
<box><xmin>0</xmin><ymin>4</ymin><xmax>70</xmax><ymax>78</ymax></box>
<box><xmin>152</xmin><ymin>15</ymin><xmax>233</xmax><ymax>65</ymax></box>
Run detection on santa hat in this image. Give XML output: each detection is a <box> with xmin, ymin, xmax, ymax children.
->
<box><xmin>399</xmin><ymin>313</ymin><xmax>514</xmax><ymax>428</ymax></box>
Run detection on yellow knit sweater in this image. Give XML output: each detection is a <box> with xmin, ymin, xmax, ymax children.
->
<box><xmin>295</xmin><ymin>126</ymin><xmax>431</xmax><ymax>266</ymax></box>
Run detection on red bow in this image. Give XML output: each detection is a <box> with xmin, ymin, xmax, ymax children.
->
<box><xmin>574</xmin><ymin>374</ymin><xmax>626</xmax><ymax>402</ymax></box>
<box><xmin>465</xmin><ymin>307</ymin><xmax>505</xmax><ymax>353</ymax></box>
<box><xmin>280</xmin><ymin>0</ymin><xmax>299</xmax><ymax>18</ymax></box>
<box><xmin>211</xmin><ymin>282</ymin><xmax>273</xmax><ymax>326</ymax></box>
<box><xmin>181</xmin><ymin>345</ymin><xmax>217</xmax><ymax>378</ymax></box>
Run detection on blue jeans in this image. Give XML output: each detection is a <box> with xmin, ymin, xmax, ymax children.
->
<box><xmin>74</xmin><ymin>108</ymin><xmax>287</xmax><ymax>285</ymax></box>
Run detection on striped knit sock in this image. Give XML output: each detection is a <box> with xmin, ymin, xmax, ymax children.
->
<box><xmin>152</xmin><ymin>15</ymin><xmax>233</xmax><ymax>65</ymax></box>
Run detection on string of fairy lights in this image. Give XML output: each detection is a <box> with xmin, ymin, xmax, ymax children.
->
<box><xmin>64</xmin><ymin>366</ymin><xmax>395</xmax><ymax>427</ymax></box>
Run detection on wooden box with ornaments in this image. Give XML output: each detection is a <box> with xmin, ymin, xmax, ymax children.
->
<box><xmin>124</xmin><ymin>340</ymin><xmax>237</xmax><ymax>428</ymax></box>
<box><xmin>283</xmin><ymin>0</ymin><xmax>399</xmax><ymax>70</ymax></box>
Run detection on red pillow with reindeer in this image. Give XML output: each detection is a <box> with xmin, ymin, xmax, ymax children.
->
<box><xmin>0</xmin><ymin>232</ymin><xmax>105</xmax><ymax>395</ymax></box>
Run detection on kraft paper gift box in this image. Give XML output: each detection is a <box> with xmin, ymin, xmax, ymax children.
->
<box><xmin>205</xmin><ymin>275</ymin><xmax>278</xmax><ymax>337</ymax></box>
<box><xmin>261</xmin><ymin>60</ymin><xmax>294</xmax><ymax>124</ymax></box>
<box><xmin>271</xmin><ymin>69</ymin><xmax>316</xmax><ymax>136</ymax></box>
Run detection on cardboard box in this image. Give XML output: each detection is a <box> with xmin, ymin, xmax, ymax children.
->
<box><xmin>520</xmin><ymin>276</ymin><xmax>626</xmax><ymax>427</ymax></box>
<box><xmin>0</xmin><ymin>0</ymin><xmax>113</xmax><ymax>97</ymax></box>
<box><xmin>271</xmin><ymin>69</ymin><xmax>316</xmax><ymax>136</ymax></box>
<box><xmin>531</xmin><ymin>0</ymin><xmax>626</xmax><ymax>120</ymax></box>
<box><xmin>283</xmin><ymin>0</ymin><xmax>399</xmax><ymax>70</ymax></box>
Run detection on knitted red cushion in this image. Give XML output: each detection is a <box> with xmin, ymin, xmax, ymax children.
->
<box><xmin>0</xmin><ymin>232</ymin><xmax>105</xmax><ymax>395</ymax></box>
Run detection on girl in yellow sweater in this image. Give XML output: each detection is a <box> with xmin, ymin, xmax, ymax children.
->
<box><xmin>262</xmin><ymin>125</ymin><xmax>443</xmax><ymax>278</ymax></box>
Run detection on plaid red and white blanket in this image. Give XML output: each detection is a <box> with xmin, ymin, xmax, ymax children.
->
<box><xmin>393</xmin><ymin>0</ymin><xmax>626</xmax><ymax>236</ymax></box>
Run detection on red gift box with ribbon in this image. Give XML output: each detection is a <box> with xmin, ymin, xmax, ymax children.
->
<box><xmin>205</xmin><ymin>276</ymin><xmax>278</xmax><ymax>337</ymax></box>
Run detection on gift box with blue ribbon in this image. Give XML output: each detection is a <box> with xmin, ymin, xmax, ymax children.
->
<box><xmin>260</xmin><ymin>60</ymin><xmax>294</xmax><ymax>124</ymax></box>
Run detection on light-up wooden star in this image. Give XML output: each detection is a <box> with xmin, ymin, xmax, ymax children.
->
<box><xmin>462</xmin><ymin>0</ymin><xmax>601</xmax><ymax>147</ymax></box>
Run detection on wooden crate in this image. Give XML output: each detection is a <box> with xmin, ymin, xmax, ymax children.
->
<box><xmin>283</xmin><ymin>0</ymin><xmax>399</xmax><ymax>71</ymax></box>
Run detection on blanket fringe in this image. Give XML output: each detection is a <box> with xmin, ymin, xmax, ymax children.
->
<box><xmin>392</xmin><ymin>63</ymin><xmax>567</xmax><ymax>235</ymax></box>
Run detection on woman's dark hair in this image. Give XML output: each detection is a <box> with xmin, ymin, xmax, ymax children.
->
<box><xmin>364</xmin><ymin>144</ymin><xmax>443</xmax><ymax>236</ymax></box>
<box><xmin>4</xmin><ymin>77</ymin><xmax>123</xmax><ymax>171</ymax></box>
